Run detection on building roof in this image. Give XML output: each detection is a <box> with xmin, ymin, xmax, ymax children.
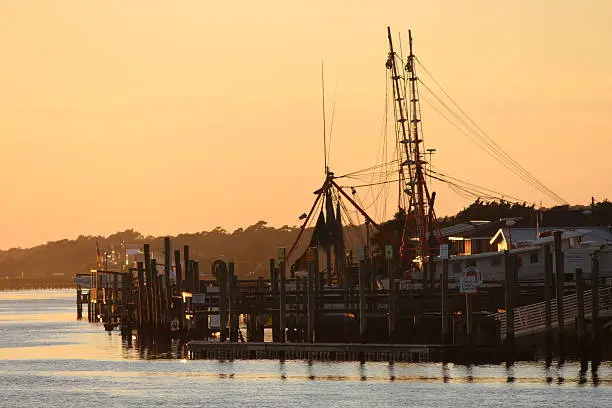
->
<box><xmin>440</xmin><ymin>220</ymin><xmax>493</xmax><ymax>238</ymax></box>
<box><xmin>490</xmin><ymin>226</ymin><xmax>612</xmax><ymax>247</ymax></box>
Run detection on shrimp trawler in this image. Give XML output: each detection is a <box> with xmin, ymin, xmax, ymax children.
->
<box><xmin>287</xmin><ymin>27</ymin><xmax>441</xmax><ymax>287</ymax></box>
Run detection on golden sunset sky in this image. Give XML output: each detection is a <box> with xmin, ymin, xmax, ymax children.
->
<box><xmin>0</xmin><ymin>1</ymin><xmax>610</xmax><ymax>249</ymax></box>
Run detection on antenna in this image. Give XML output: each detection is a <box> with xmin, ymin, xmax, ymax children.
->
<box><xmin>321</xmin><ymin>61</ymin><xmax>328</xmax><ymax>175</ymax></box>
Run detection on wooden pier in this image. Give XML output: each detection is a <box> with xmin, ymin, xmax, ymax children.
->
<box><xmin>186</xmin><ymin>341</ymin><xmax>534</xmax><ymax>364</ymax></box>
<box><xmin>75</xmin><ymin>235</ymin><xmax>609</xmax><ymax>366</ymax></box>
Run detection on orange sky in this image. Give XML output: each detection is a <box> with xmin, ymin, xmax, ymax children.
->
<box><xmin>0</xmin><ymin>1</ymin><xmax>610</xmax><ymax>249</ymax></box>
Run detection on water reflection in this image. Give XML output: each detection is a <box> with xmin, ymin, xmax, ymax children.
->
<box><xmin>506</xmin><ymin>363</ymin><xmax>515</xmax><ymax>383</ymax></box>
<box><xmin>359</xmin><ymin>362</ymin><xmax>367</xmax><ymax>381</ymax></box>
<box><xmin>441</xmin><ymin>363</ymin><xmax>450</xmax><ymax>383</ymax></box>
<box><xmin>1</xmin><ymin>291</ymin><xmax>612</xmax><ymax>390</ymax></box>
<box><xmin>544</xmin><ymin>360</ymin><xmax>554</xmax><ymax>384</ymax></box>
<box><xmin>307</xmin><ymin>360</ymin><xmax>315</xmax><ymax>380</ymax></box>
<box><xmin>118</xmin><ymin>331</ymin><xmax>183</xmax><ymax>360</ymax></box>
<box><xmin>388</xmin><ymin>362</ymin><xmax>395</xmax><ymax>382</ymax></box>
<box><xmin>557</xmin><ymin>361</ymin><xmax>565</xmax><ymax>385</ymax></box>
<box><xmin>465</xmin><ymin>365</ymin><xmax>474</xmax><ymax>383</ymax></box>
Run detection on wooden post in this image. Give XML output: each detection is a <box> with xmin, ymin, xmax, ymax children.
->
<box><xmin>193</xmin><ymin>261</ymin><xmax>200</xmax><ymax>294</ymax></box>
<box><xmin>218</xmin><ymin>261</ymin><xmax>228</xmax><ymax>342</ymax></box>
<box><xmin>183</xmin><ymin>245</ymin><xmax>191</xmax><ymax>293</ymax></box>
<box><xmin>143</xmin><ymin>244</ymin><xmax>153</xmax><ymax>329</ymax></box>
<box><xmin>279</xmin><ymin>249</ymin><xmax>287</xmax><ymax>343</ymax></box>
<box><xmin>543</xmin><ymin>245</ymin><xmax>553</xmax><ymax>361</ymax></box>
<box><xmin>257</xmin><ymin>276</ymin><xmax>265</xmax><ymax>342</ymax></box>
<box><xmin>575</xmin><ymin>267</ymin><xmax>587</xmax><ymax>372</ymax></box>
<box><xmin>164</xmin><ymin>237</ymin><xmax>172</xmax><ymax>308</ymax></box>
<box><xmin>307</xmin><ymin>248</ymin><xmax>316</xmax><ymax>343</ymax></box>
<box><xmin>228</xmin><ymin>262</ymin><xmax>238</xmax><ymax>342</ymax></box>
<box><xmin>326</xmin><ymin>245</ymin><xmax>333</xmax><ymax>287</ymax></box>
<box><xmin>302</xmin><ymin>277</ymin><xmax>308</xmax><ymax>342</ymax></box>
<box><xmin>359</xmin><ymin>254</ymin><xmax>367</xmax><ymax>342</ymax></box>
<box><xmin>157</xmin><ymin>268</ymin><xmax>165</xmax><ymax>331</ymax></box>
<box><xmin>76</xmin><ymin>284</ymin><xmax>83</xmax><ymax>320</ymax></box>
<box><xmin>591</xmin><ymin>251</ymin><xmax>601</xmax><ymax>374</ymax></box>
<box><xmin>553</xmin><ymin>230</ymin><xmax>565</xmax><ymax>357</ymax></box>
<box><xmin>112</xmin><ymin>273</ymin><xmax>119</xmax><ymax>318</ymax></box>
<box><xmin>269</xmin><ymin>258</ymin><xmax>277</xmax><ymax>292</ymax></box>
<box><xmin>174</xmin><ymin>250</ymin><xmax>182</xmax><ymax>292</ymax></box>
<box><xmin>151</xmin><ymin>259</ymin><xmax>160</xmax><ymax>331</ymax></box>
<box><xmin>387</xmin><ymin>257</ymin><xmax>395</xmax><ymax>343</ymax></box>
<box><xmin>137</xmin><ymin>261</ymin><xmax>145</xmax><ymax>328</ymax></box>
<box><xmin>504</xmin><ymin>250</ymin><xmax>515</xmax><ymax>351</ymax></box>
<box><xmin>465</xmin><ymin>293</ymin><xmax>473</xmax><ymax>346</ymax></box>
<box><xmin>294</xmin><ymin>277</ymin><xmax>303</xmax><ymax>341</ymax></box>
<box><xmin>121</xmin><ymin>272</ymin><xmax>128</xmax><ymax>327</ymax></box>
<box><xmin>441</xmin><ymin>258</ymin><xmax>449</xmax><ymax>344</ymax></box>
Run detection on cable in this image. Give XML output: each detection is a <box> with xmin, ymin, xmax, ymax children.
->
<box><xmin>415</xmin><ymin>57</ymin><xmax>567</xmax><ymax>205</ymax></box>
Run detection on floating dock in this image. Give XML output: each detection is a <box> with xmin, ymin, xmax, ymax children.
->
<box><xmin>186</xmin><ymin>341</ymin><xmax>534</xmax><ymax>364</ymax></box>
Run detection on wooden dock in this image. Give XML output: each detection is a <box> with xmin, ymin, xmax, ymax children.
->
<box><xmin>75</xmin><ymin>235</ymin><xmax>609</xmax><ymax>365</ymax></box>
<box><xmin>186</xmin><ymin>341</ymin><xmax>534</xmax><ymax>364</ymax></box>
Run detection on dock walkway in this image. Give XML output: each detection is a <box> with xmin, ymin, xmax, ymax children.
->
<box><xmin>186</xmin><ymin>341</ymin><xmax>532</xmax><ymax>363</ymax></box>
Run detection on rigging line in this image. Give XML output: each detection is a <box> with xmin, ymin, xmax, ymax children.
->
<box><xmin>430</xmin><ymin>173</ymin><xmax>523</xmax><ymax>204</ymax></box>
<box><xmin>415</xmin><ymin>61</ymin><xmax>567</xmax><ymax>205</ymax></box>
<box><xmin>327</xmin><ymin>79</ymin><xmax>338</xmax><ymax>168</ymax></box>
<box><xmin>419</xmin><ymin>93</ymin><xmax>563</xmax><ymax>204</ymax></box>
<box><xmin>426</xmin><ymin>167</ymin><xmax>528</xmax><ymax>203</ymax></box>
<box><xmin>428</xmin><ymin>169</ymin><xmax>521</xmax><ymax>201</ymax></box>
<box><xmin>433</xmin><ymin>175</ymin><xmax>494</xmax><ymax>201</ymax></box>
<box><xmin>335</xmin><ymin>159</ymin><xmax>400</xmax><ymax>178</ymax></box>
<box><xmin>339</xmin><ymin>177</ymin><xmax>402</xmax><ymax>189</ymax></box>
<box><xmin>286</xmin><ymin>190</ymin><xmax>324</xmax><ymax>261</ymax></box>
<box><xmin>321</xmin><ymin>61</ymin><xmax>327</xmax><ymax>175</ymax></box>
<box><xmin>418</xmin><ymin>79</ymin><xmax>539</xmax><ymax>187</ymax></box>
<box><xmin>446</xmin><ymin>182</ymin><xmax>475</xmax><ymax>201</ymax></box>
<box><xmin>418</xmin><ymin>82</ymin><xmax>564</xmax><ymax>205</ymax></box>
<box><xmin>431</xmin><ymin>175</ymin><xmax>523</xmax><ymax>203</ymax></box>
<box><xmin>366</xmin><ymin>71</ymin><xmax>391</xmax><ymax>217</ymax></box>
<box><xmin>417</xmin><ymin>88</ymin><xmax>563</xmax><ymax>206</ymax></box>
<box><xmin>340</xmin><ymin>167</ymin><xmax>401</xmax><ymax>180</ymax></box>
<box><xmin>341</xmin><ymin>200</ymin><xmax>364</xmax><ymax>250</ymax></box>
<box><xmin>446</xmin><ymin>180</ymin><xmax>518</xmax><ymax>203</ymax></box>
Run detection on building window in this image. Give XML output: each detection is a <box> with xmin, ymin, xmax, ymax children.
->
<box><xmin>530</xmin><ymin>252</ymin><xmax>539</xmax><ymax>264</ymax></box>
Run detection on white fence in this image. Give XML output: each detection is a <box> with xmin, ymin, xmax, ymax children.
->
<box><xmin>492</xmin><ymin>286</ymin><xmax>612</xmax><ymax>340</ymax></box>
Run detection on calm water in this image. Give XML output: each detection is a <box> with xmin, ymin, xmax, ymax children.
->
<box><xmin>0</xmin><ymin>291</ymin><xmax>611</xmax><ymax>407</ymax></box>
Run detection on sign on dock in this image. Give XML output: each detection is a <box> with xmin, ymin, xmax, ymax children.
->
<box><xmin>439</xmin><ymin>244</ymin><xmax>449</xmax><ymax>260</ymax></box>
<box><xmin>460</xmin><ymin>267</ymin><xmax>482</xmax><ymax>294</ymax></box>
<box><xmin>385</xmin><ymin>245</ymin><xmax>393</xmax><ymax>260</ymax></box>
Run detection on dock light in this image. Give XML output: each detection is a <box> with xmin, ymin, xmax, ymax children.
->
<box><xmin>181</xmin><ymin>291</ymin><xmax>192</xmax><ymax>302</ymax></box>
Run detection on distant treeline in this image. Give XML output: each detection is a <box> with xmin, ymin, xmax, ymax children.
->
<box><xmin>1</xmin><ymin>199</ymin><xmax>610</xmax><ymax>289</ymax></box>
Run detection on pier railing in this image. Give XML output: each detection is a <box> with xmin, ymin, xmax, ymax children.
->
<box><xmin>492</xmin><ymin>286</ymin><xmax>612</xmax><ymax>340</ymax></box>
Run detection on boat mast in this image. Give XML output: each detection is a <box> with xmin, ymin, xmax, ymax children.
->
<box><xmin>387</xmin><ymin>27</ymin><xmax>438</xmax><ymax>265</ymax></box>
<box><xmin>386</xmin><ymin>28</ymin><xmax>415</xmax><ymax>212</ymax></box>
<box><xmin>406</xmin><ymin>29</ymin><xmax>430</xmax><ymax>260</ymax></box>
